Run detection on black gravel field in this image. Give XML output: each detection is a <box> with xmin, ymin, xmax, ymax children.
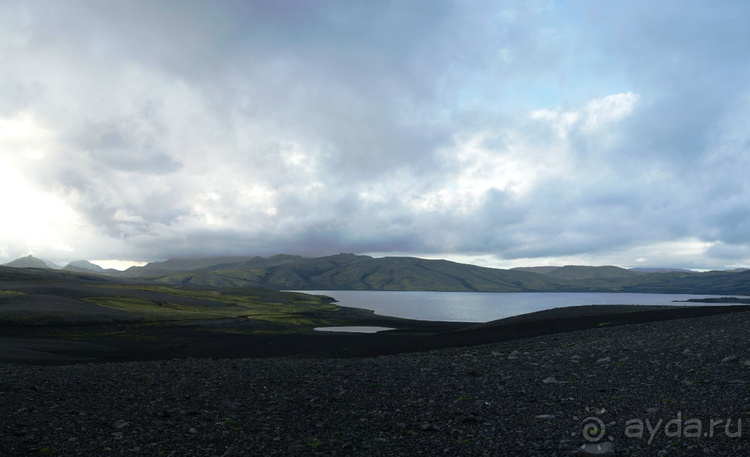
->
<box><xmin>2</xmin><ymin>305</ymin><xmax>750</xmax><ymax>456</ymax></box>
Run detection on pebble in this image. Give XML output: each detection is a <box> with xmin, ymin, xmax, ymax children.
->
<box><xmin>113</xmin><ymin>420</ymin><xmax>129</xmax><ymax>430</ymax></box>
<box><xmin>578</xmin><ymin>441</ymin><xmax>615</xmax><ymax>456</ymax></box>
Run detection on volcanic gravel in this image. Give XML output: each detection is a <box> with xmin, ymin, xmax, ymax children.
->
<box><xmin>2</xmin><ymin>311</ymin><xmax>750</xmax><ymax>456</ymax></box>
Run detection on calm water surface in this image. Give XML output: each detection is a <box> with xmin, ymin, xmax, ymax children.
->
<box><xmin>295</xmin><ymin>291</ymin><xmax>748</xmax><ymax>323</ymax></box>
<box><xmin>314</xmin><ymin>326</ymin><xmax>395</xmax><ymax>333</ymax></box>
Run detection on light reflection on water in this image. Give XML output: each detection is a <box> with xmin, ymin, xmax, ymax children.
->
<box><xmin>314</xmin><ymin>326</ymin><xmax>395</xmax><ymax>333</ymax></box>
<box><xmin>292</xmin><ymin>291</ymin><xmax>750</xmax><ymax>323</ymax></box>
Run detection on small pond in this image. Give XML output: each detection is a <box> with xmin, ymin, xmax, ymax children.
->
<box><xmin>313</xmin><ymin>326</ymin><xmax>395</xmax><ymax>333</ymax></box>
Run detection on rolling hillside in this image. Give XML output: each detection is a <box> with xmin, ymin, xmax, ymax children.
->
<box><xmin>131</xmin><ymin>254</ymin><xmax>750</xmax><ymax>295</ymax></box>
<box><xmin>141</xmin><ymin>254</ymin><xmax>562</xmax><ymax>291</ymax></box>
<box><xmin>6</xmin><ymin>253</ymin><xmax>749</xmax><ymax>294</ymax></box>
<box><xmin>541</xmin><ymin>265</ymin><xmax>643</xmax><ymax>280</ymax></box>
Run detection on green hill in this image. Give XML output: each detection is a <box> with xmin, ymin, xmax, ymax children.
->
<box><xmin>0</xmin><ymin>266</ymin><xmax>340</xmax><ymax>328</ymax></box>
<box><xmin>542</xmin><ymin>265</ymin><xmax>643</xmax><ymax>280</ymax></box>
<box><xmin>131</xmin><ymin>254</ymin><xmax>750</xmax><ymax>295</ymax></box>
<box><xmin>141</xmin><ymin>254</ymin><xmax>562</xmax><ymax>291</ymax></box>
<box><xmin>4</xmin><ymin>253</ymin><xmax>750</xmax><ymax>296</ymax></box>
<box><xmin>119</xmin><ymin>254</ymin><xmax>307</xmax><ymax>278</ymax></box>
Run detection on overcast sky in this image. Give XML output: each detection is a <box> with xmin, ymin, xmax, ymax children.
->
<box><xmin>2</xmin><ymin>0</ymin><xmax>750</xmax><ymax>270</ymax></box>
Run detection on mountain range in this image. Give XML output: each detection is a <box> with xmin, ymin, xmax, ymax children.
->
<box><xmin>1</xmin><ymin>256</ymin><xmax>120</xmax><ymax>275</ymax></box>
<box><xmin>3</xmin><ymin>253</ymin><xmax>750</xmax><ymax>294</ymax></box>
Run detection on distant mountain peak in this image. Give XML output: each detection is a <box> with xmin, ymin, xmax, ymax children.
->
<box><xmin>3</xmin><ymin>255</ymin><xmax>61</xmax><ymax>269</ymax></box>
<box><xmin>65</xmin><ymin>260</ymin><xmax>105</xmax><ymax>272</ymax></box>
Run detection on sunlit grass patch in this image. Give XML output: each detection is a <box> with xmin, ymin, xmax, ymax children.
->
<box><xmin>0</xmin><ymin>290</ymin><xmax>25</xmax><ymax>297</ymax></box>
<box><xmin>89</xmin><ymin>284</ymin><xmax>335</xmax><ymax>308</ymax></box>
<box><xmin>82</xmin><ymin>288</ymin><xmax>342</xmax><ymax>326</ymax></box>
<box><xmin>82</xmin><ymin>296</ymin><xmax>242</xmax><ymax>321</ymax></box>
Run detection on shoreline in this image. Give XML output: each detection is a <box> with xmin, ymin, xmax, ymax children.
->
<box><xmin>2</xmin><ymin>304</ymin><xmax>750</xmax><ymax>365</ymax></box>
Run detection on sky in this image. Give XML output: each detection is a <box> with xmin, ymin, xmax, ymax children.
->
<box><xmin>2</xmin><ymin>0</ymin><xmax>750</xmax><ymax>271</ymax></box>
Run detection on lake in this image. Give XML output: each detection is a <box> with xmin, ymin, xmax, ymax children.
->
<box><xmin>293</xmin><ymin>291</ymin><xmax>749</xmax><ymax>323</ymax></box>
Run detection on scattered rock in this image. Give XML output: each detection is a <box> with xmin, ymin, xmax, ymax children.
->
<box><xmin>113</xmin><ymin>420</ymin><xmax>129</xmax><ymax>430</ymax></box>
<box><xmin>577</xmin><ymin>441</ymin><xmax>616</xmax><ymax>456</ymax></box>
<box><xmin>3</xmin><ymin>307</ymin><xmax>750</xmax><ymax>455</ymax></box>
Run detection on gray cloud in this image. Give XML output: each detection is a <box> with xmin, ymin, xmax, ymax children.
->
<box><xmin>1</xmin><ymin>1</ymin><xmax>750</xmax><ymax>269</ymax></box>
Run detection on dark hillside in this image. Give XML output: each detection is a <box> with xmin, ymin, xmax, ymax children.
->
<box><xmin>119</xmin><ymin>256</ymin><xmax>255</xmax><ymax>278</ymax></box>
<box><xmin>129</xmin><ymin>254</ymin><xmax>750</xmax><ymax>294</ymax></box>
<box><xmin>623</xmin><ymin>269</ymin><xmax>750</xmax><ymax>295</ymax></box>
<box><xmin>511</xmin><ymin>266</ymin><xmax>560</xmax><ymax>274</ymax></box>
<box><xmin>151</xmin><ymin>254</ymin><xmax>565</xmax><ymax>292</ymax></box>
<box><xmin>543</xmin><ymin>265</ymin><xmax>643</xmax><ymax>280</ymax></box>
<box><xmin>2</xmin><ymin>255</ymin><xmax>60</xmax><ymax>269</ymax></box>
<box><xmin>32</xmin><ymin>253</ymin><xmax>746</xmax><ymax>295</ymax></box>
